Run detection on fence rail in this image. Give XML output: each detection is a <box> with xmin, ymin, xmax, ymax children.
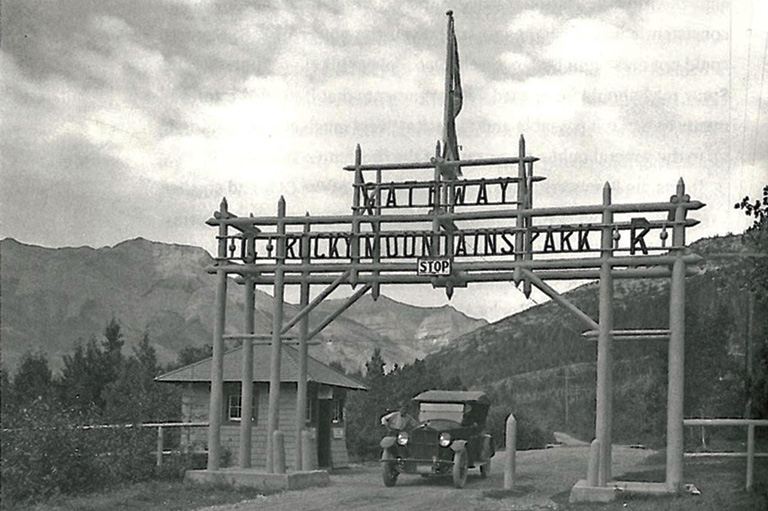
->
<box><xmin>144</xmin><ymin>422</ymin><xmax>210</xmax><ymax>467</ymax></box>
<box><xmin>683</xmin><ymin>418</ymin><xmax>768</xmax><ymax>491</ymax></box>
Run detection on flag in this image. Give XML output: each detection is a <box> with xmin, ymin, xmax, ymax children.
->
<box><xmin>442</xmin><ymin>11</ymin><xmax>463</xmax><ymax>178</ymax></box>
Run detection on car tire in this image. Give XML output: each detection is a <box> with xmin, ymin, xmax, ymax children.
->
<box><xmin>452</xmin><ymin>450</ymin><xmax>468</xmax><ymax>489</ymax></box>
<box><xmin>381</xmin><ymin>450</ymin><xmax>398</xmax><ymax>487</ymax></box>
<box><xmin>480</xmin><ymin>459</ymin><xmax>490</xmax><ymax>479</ymax></box>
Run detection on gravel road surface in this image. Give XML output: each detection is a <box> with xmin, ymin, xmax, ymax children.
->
<box><xmin>194</xmin><ymin>445</ymin><xmax>654</xmax><ymax>511</ymax></box>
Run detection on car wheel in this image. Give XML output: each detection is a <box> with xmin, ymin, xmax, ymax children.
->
<box><xmin>452</xmin><ymin>450</ymin><xmax>468</xmax><ymax>489</ymax></box>
<box><xmin>480</xmin><ymin>459</ymin><xmax>490</xmax><ymax>479</ymax></box>
<box><xmin>381</xmin><ymin>450</ymin><xmax>398</xmax><ymax>487</ymax></box>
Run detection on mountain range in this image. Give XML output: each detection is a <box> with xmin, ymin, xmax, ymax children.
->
<box><xmin>3</xmin><ymin>230</ymin><xmax>763</xmax><ymax>444</ymax></box>
<box><xmin>0</xmin><ymin>237</ymin><xmax>487</xmax><ymax>374</ymax></box>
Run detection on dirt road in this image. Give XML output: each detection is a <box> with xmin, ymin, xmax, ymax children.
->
<box><xmin>195</xmin><ymin>445</ymin><xmax>654</xmax><ymax>511</ymax></box>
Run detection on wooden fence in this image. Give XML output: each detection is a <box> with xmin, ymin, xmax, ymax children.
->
<box><xmin>142</xmin><ymin>422</ymin><xmax>209</xmax><ymax>467</ymax></box>
<box><xmin>683</xmin><ymin>418</ymin><xmax>768</xmax><ymax>491</ymax></box>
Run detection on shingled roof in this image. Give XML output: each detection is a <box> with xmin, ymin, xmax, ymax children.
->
<box><xmin>156</xmin><ymin>344</ymin><xmax>366</xmax><ymax>391</ymax></box>
<box><xmin>413</xmin><ymin>390</ymin><xmax>489</xmax><ymax>404</ymax></box>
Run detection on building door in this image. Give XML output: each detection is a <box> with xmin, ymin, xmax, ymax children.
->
<box><xmin>317</xmin><ymin>400</ymin><xmax>332</xmax><ymax>468</ymax></box>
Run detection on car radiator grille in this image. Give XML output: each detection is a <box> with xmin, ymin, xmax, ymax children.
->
<box><xmin>409</xmin><ymin>429</ymin><xmax>439</xmax><ymax>460</ymax></box>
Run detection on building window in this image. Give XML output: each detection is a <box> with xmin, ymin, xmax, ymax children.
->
<box><xmin>226</xmin><ymin>390</ymin><xmax>257</xmax><ymax>424</ymax></box>
<box><xmin>332</xmin><ymin>399</ymin><xmax>344</xmax><ymax>424</ymax></box>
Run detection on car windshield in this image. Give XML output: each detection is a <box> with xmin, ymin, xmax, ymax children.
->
<box><xmin>418</xmin><ymin>402</ymin><xmax>464</xmax><ymax>423</ymax></box>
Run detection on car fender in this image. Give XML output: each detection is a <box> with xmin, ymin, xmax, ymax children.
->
<box><xmin>380</xmin><ymin>436</ymin><xmax>396</xmax><ymax>450</ymax></box>
<box><xmin>450</xmin><ymin>440</ymin><xmax>468</xmax><ymax>453</ymax></box>
<box><xmin>481</xmin><ymin>434</ymin><xmax>494</xmax><ymax>460</ymax></box>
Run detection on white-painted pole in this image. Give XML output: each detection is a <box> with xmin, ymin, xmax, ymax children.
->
<box><xmin>666</xmin><ymin>178</ymin><xmax>687</xmax><ymax>491</ymax></box>
<box><xmin>238</xmin><ymin>277</ymin><xmax>255</xmax><ymax>469</ymax></box>
<box><xmin>207</xmin><ymin>198</ymin><xmax>229</xmax><ymax>471</ymax></box>
<box><xmin>266</xmin><ymin>197</ymin><xmax>286</xmax><ymax>473</ymax></box>
<box><xmin>747</xmin><ymin>424</ymin><xmax>755</xmax><ymax>490</ymax></box>
<box><xmin>504</xmin><ymin>414</ymin><xmax>516</xmax><ymax>490</ymax></box>
<box><xmin>295</xmin><ymin>214</ymin><xmax>310</xmax><ymax>471</ymax></box>
<box><xmin>587</xmin><ymin>439</ymin><xmax>600</xmax><ymax>487</ymax></box>
<box><xmin>156</xmin><ymin>426</ymin><xmax>164</xmax><ymax>467</ymax></box>
<box><xmin>595</xmin><ymin>183</ymin><xmax>614</xmax><ymax>486</ymax></box>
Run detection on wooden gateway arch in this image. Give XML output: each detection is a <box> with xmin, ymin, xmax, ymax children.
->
<box><xmin>201</xmin><ymin>12</ymin><xmax>704</xmax><ymax>500</ymax></box>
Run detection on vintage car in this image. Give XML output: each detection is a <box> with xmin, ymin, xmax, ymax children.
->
<box><xmin>380</xmin><ymin>390</ymin><xmax>494</xmax><ymax>488</ymax></box>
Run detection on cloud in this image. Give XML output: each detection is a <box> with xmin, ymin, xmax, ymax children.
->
<box><xmin>507</xmin><ymin>9</ymin><xmax>560</xmax><ymax>35</ymax></box>
<box><xmin>544</xmin><ymin>18</ymin><xmax>630</xmax><ymax>69</ymax></box>
<box><xmin>1</xmin><ymin>0</ymin><xmax>765</xmax><ymax>322</ymax></box>
<box><xmin>499</xmin><ymin>52</ymin><xmax>534</xmax><ymax>73</ymax></box>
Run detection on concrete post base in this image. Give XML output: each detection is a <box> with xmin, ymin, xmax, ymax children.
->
<box><xmin>569</xmin><ymin>479</ymin><xmax>678</xmax><ymax>503</ymax></box>
<box><xmin>185</xmin><ymin>468</ymin><xmax>330</xmax><ymax>491</ymax></box>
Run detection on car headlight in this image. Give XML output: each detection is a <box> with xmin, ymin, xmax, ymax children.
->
<box><xmin>397</xmin><ymin>431</ymin><xmax>410</xmax><ymax>446</ymax></box>
<box><xmin>439</xmin><ymin>432</ymin><xmax>452</xmax><ymax>447</ymax></box>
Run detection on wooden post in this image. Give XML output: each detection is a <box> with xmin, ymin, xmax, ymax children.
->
<box><xmin>156</xmin><ymin>426</ymin><xmax>164</xmax><ymax>467</ymax></box>
<box><xmin>666</xmin><ymin>178</ymin><xmax>687</xmax><ymax>491</ymax></box>
<box><xmin>207</xmin><ymin>198</ymin><xmax>229</xmax><ymax>471</ymax></box>
<box><xmin>745</xmin><ymin>292</ymin><xmax>754</xmax><ymax>416</ymax></box>
<box><xmin>238</xmin><ymin>277</ymin><xmax>255</xmax><ymax>469</ymax></box>
<box><xmin>595</xmin><ymin>182</ymin><xmax>614</xmax><ymax>486</ymax></box>
<box><xmin>504</xmin><ymin>414</ymin><xmax>516</xmax><ymax>489</ymax></box>
<box><xmin>372</xmin><ymin>168</ymin><xmax>382</xmax><ymax>300</ymax></box>
<box><xmin>301</xmin><ymin>429</ymin><xmax>317</xmax><ymax>470</ymax></box>
<box><xmin>515</xmin><ymin>135</ymin><xmax>532</xmax><ymax>298</ymax></box>
<box><xmin>273</xmin><ymin>430</ymin><xmax>286</xmax><ymax>474</ymax></box>
<box><xmin>587</xmin><ymin>439</ymin><xmax>600</xmax><ymax>486</ymax></box>
<box><xmin>295</xmin><ymin>215</ymin><xmax>311</xmax><ymax>471</ymax></box>
<box><xmin>747</xmin><ymin>424</ymin><xmax>755</xmax><ymax>490</ymax></box>
<box><xmin>351</xmin><ymin>145</ymin><xmax>362</xmax><ymax>287</ymax></box>
<box><xmin>523</xmin><ymin>158</ymin><xmax>534</xmax><ymax>298</ymax></box>
<box><xmin>564</xmin><ymin>365</ymin><xmax>570</xmax><ymax>428</ymax></box>
<box><xmin>431</xmin><ymin>142</ymin><xmax>442</xmax><ymax>279</ymax></box>
<box><xmin>266</xmin><ymin>196</ymin><xmax>286</xmax><ymax>473</ymax></box>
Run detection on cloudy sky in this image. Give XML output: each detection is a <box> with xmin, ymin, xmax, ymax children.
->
<box><xmin>1</xmin><ymin>0</ymin><xmax>766</xmax><ymax>321</ymax></box>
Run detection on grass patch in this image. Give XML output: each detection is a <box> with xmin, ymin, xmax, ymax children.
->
<box><xmin>551</xmin><ymin>455</ymin><xmax>768</xmax><ymax>511</ymax></box>
<box><xmin>7</xmin><ymin>480</ymin><xmax>278</xmax><ymax>511</ymax></box>
<box><xmin>483</xmin><ymin>486</ymin><xmax>535</xmax><ymax>499</ymax></box>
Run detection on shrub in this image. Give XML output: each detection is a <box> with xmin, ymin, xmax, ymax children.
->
<box><xmin>485</xmin><ymin>406</ymin><xmax>553</xmax><ymax>450</ymax></box>
<box><xmin>2</xmin><ymin>400</ymin><xmax>100</xmax><ymax>502</ymax></box>
<box><xmin>1</xmin><ymin>399</ymin><xmax>158</xmax><ymax>505</ymax></box>
<box><xmin>153</xmin><ymin>452</ymin><xmax>208</xmax><ymax>480</ymax></box>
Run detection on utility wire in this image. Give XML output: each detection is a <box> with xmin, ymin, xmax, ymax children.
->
<box><xmin>728</xmin><ymin>0</ymin><xmax>733</xmax><ymax>203</ymax></box>
<box><xmin>753</xmin><ymin>32</ymin><xmax>768</xmax><ymax>164</ymax></box>
<box><xmin>742</xmin><ymin>26</ymin><xmax>753</xmax><ymax>168</ymax></box>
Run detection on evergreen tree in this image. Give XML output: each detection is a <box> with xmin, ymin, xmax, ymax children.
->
<box><xmin>9</xmin><ymin>351</ymin><xmax>53</xmax><ymax>406</ymax></box>
<box><xmin>685</xmin><ymin>306</ymin><xmax>741</xmax><ymax>418</ymax></box>
<box><xmin>58</xmin><ymin>337</ymin><xmax>108</xmax><ymax>413</ymax></box>
<box><xmin>345</xmin><ymin>349</ymin><xmax>388</xmax><ymax>459</ymax></box>
<box><xmin>751</xmin><ymin>341</ymin><xmax>768</xmax><ymax>419</ymax></box>
<box><xmin>174</xmin><ymin>344</ymin><xmax>213</xmax><ymax>368</ymax></box>
<box><xmin>9</xmin><ymin>351</ymin><xmax>55</xmax><ymax>412</ymax></box>
<box><xmin>1</xmin><ymin>365</ymin><xmax>11</xmax><ymax>421</ymax></box>
<box><xmin>102</xmin><ymin>317</ymin><xmax>125</xmax><ymax>382</ymax></box>
<box><xmin>345</xmin><ymin>351</ymin><xmax>464</xmax><ymax>460</ymax></box>
<box><xmin>57</xmin><ymin>319</ymin><xmax>129</xmax><ymax>414</ymax></box>
<box><xmin>735</xmin><ymin>187</ymin><xmax>768</xmax><ymax>419</ymax></box>
<box><xmin>103</xmin><ymin>331</ymin><xmax>179</xmax><ymax>423</ymax></box>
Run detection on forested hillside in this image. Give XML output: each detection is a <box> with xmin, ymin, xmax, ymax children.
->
<box><xmin>423</xmin><ymin>231</ymin><xmax>765</xmax><ymax>446</ymax></box>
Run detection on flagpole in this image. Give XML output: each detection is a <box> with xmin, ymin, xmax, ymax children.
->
<box><xmin>442</xmin><ymin>10</ymin><xmax>454</xmax><ymax>161</ymax></box>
